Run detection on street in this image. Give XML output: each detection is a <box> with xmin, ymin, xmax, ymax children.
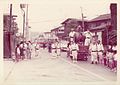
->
<box><xmin>2</xmin><ymin>48</ymin><xmax>116</xmax><ymax>85</ymax></box>
<box><xmin>1</xmin><ymin>2</ymin><xmax>118</xmax><ymax>85</ymax></box>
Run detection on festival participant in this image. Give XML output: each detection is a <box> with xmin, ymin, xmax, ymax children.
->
<box><xmin>84</xmin><ymin>29</ymin><xmax>92</xmax><ymax>46</ymax></box>
<box><xmin>15</xmin><ymin>44</ymin><xmax>20</xmax><ymax>62</ymax></box>
<box><xmin>69</xmin><ymin>41</ymin><xmax>79</xmax><ymax>63</ymax></box>
<box><xmin>51</xmin><ymin>40</ymin><xmax>57</xmax><ymax>57</ymax></box>
<box><xmin>69</xmin><ymin>28</ymin><xmax>76</xmax><ymax>42</ymax></box>
<box><xmin>56</xmin><ymin>40</ymin><xmax>61</xmax><ymax>57</ymax></box>
<box><xmin>97</xmin><ymin>40</ymin><xmax>104</xmax><ymax>64</ymax></box>
<box><xmin>89</xmin><ymin>40</ymin><xmax>98</xmax><ymax>64</ymax></box>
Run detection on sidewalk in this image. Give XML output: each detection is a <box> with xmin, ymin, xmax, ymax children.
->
<box><xmin>3</xmin><ymin>59</ymin><xmax>16</xmax><ymax>82</ymax></box>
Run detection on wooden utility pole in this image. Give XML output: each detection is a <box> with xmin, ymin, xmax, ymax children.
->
<box><xmin>26</xmin><ymin>4</ymin><xmax>29</xmax><ymax>41</ymax></box>
<box><xmin>9</xmin><ymin>4</ymin><xmax>12</xmax><ymax>58</ymax></box>
<box><xmin>80</xmin><ymin>7</ymin><xmax>84</xmax><ymax>32</ymax></box>
<box><xmin>20</xmin><ymin>4</ymin><xmax>26</xmax><ymax>42</ymax></box>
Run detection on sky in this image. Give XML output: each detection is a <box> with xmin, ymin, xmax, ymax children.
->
<box><xmin>1</xmin><ymin>0</ymin><xmax>117</xmax><ymax>33</ymax></box>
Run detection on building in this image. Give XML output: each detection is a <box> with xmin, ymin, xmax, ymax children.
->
<box><xmin>109</xmin><ymin>3</ymin><xmax>117</xmax><ymax>46</ymax></box>
<box><xmin>51</xmin><ymin>26</ymin><xmax>64</xmax><ymax>40</ymax></box>
<box><xmin>88</xmin><ymin>4</ymin><xmax>117</xmax><ymax>46</ymax></box>
<box><xmin>43</xmin><ymin>32</ymin><xmax>52</xmax><ymax>40</ymax></box>
<box><xmin>3</xmin><ymin>14</ymin><xmax>18</xmax><ymax>58</ymax></box>
<box><xmin>50</xmin><ymin>4</ymin><xmax>117</xmax><ymax>46</ymax></box>
<box><xmin>88</xmin><ymin>14</ymin><xmax>111</xmax><ymax>45</ymax></box>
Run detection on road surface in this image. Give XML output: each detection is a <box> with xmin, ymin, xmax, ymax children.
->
<box><xmin>2</xmin><ymin>49</ymin><xmax>117</xmax><ymax>85</ymax></box>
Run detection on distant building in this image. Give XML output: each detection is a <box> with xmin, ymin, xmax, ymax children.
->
<box><xmin>51</xmin><ymin>26</ymin><xmax>64</xmax><ymax>40</ymax></box>
<box><xmin>43</xmin><ymin>32</ymin><xmax>52</xmax><ymax>40</ymax></box>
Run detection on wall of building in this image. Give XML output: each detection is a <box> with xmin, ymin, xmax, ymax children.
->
<box><xmin>3</xmin><ymin>15</ymin><xmax>18</xmax><ymax>58</ymax></box>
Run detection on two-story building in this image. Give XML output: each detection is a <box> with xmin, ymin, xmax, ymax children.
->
<box><xmin>88</xmin><ymin>14</ymin><xmax>111</xmax><ymax>45</ymax></box>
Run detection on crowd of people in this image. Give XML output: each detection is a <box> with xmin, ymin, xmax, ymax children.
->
<box><xmin>67</xmin><ymin>28</ymin><xmax>117</xmax><ymax>72</ymax></box>
<box><xmin>13</xmin><ymin>41</ymin><xmax>32</xmax><ymax>62</ymax></box>
<box><xmin>13</xmin><ymin>28</ymin><xmax>117</xmax><ymax>72</ymax></box>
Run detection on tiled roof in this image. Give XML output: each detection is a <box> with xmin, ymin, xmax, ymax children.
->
<box><xmin>61</xmin><ymin>18</ymin><xmax>88</xmax><ymax>24</ymax></box>
<box><xmin>90</xmin><ymin>14</ymin><xmax>111</xmax><ymax>22</ymax></box>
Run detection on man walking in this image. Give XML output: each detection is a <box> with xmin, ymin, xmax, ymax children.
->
<box><xmin>69</xmin><ymin>29</ymin><xmax>76</xmax><ymax>42</ymax></box>
<box><xmin>97</xmin><ymin>40</ymin><xmax>104</xmax><ymax>64</ymax></box>
<box><xmin>69</xmin><ymin>41</ymin><xmax>79</xmax><ymax>63</ymax></box>
<box><xmin>89</xmin><ymin>40</ymin><xmax>98</xmax><ymax>64</ymax></box>
<box><xmin>51</xmin><ymin>40</ymin><xmax>57</xmax><ymax>57</ymax></box>
<box><xmin>56</xmin><ymin>40</ymin><xmax>61</xmax><ymax>57</ymax></box>
<box><xmin>84</xmin><ymin>29</ymin><xmax>92</xmax><ymax>46</ymax></box>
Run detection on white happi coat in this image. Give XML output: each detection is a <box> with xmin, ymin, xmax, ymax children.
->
<box><xmin>51</xmin><ymin>43</ymin><xmax>57</xmax><ymax>57</ymax></box>
<box><xmin>97</xmin><ymin>43</ymin><xmax>104</xmax><ymax>59</ymax></box>
<box><xmin>70</xmin><ymin>43</ymin><xmax>79</xmax><ymax>60</ymax></box>
<box><xmin>89</xmin><ymin>43</ymin><xmax>98</xmax><ymax>62</ymax></box>
<box><xmin>56</xmin><ymin>42</ymin><xmax>61</xmax><ymax>56</ymax></box>
<box><xmin>84</xmin><ymin>31</ymin><xmax>92</xmax><ymax>46</ymax></box>
<box><xmin>69</xmin><ymin>31</ymin><xmax>76</xmax><ymax>42</ymax></box>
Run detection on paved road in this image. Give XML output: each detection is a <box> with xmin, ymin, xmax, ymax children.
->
<box><xmin>2</xmin><ymin>49</ymin><xmax>117</xmax><ymax>85</ymax></box>
<box><xmin>61</xmin><ymin>52</ymin><xmax>117</xmax><ymax>81</ymax></box>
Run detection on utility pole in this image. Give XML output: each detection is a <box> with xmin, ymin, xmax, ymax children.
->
<box><xmin>26</xmin><ymin>4</ymin><xmax>29</xmax><ymax>41</ymax></box>
<box><xmin>81</xmin><ymin>7</ymin><xmax>84</xmax><ymax>32</ymax></box>
<box><xmin>9</xmin><ymin>4</ymin><xmax>12</xmax><ymax>58</ymax></box>
<box><xmin>20</xmin><ymin>4</ymin><xmax>26</xmax><ymax>42</ymax></box>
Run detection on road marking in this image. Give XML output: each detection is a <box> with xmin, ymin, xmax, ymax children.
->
<box><xmin>60</xmin><ymin>57</ymin><xmax>109</xmax><ymax>81</ymax></box>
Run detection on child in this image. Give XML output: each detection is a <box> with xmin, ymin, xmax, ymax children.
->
<box><xmin>112</xmin><ymin>51</ymin><xmax>117</xmax><ymax>72</ymax></box>
<box><xmin>106</xmin><ymin>50</ymin><xmax>114</xmax><ymax>70</ymax></box>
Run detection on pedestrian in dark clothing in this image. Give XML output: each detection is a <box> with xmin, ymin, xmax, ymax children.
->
<box><xmin>48</xmin><ymin>42</ymin><xmax>52</xmax><ymax>53</ymax></box>
<box><xmin>43</xmin><ymin>43</ymin><xmax>46</xmax><ymax>49</ymax></box>
<box><xmin>103</xmin><ymin>51</ymin><xmax>107</xmax><ymax>66</ymax></box>
<box><xmin>67</xmin><ymin>42</ymin><xmax>71</xmax><ymax>57</ymax></box>
<box><xmin>19</xmin><ymin>41</ymin><xmax>25</xmax><ymax>60</ymax></box>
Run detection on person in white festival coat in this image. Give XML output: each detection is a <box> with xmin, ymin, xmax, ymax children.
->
<box><xmin>97</xmin><ymin>40</ymin><xmax>104</xmax><ymax>64</ymax></box>
<box><xmin>84</xmin><ymin>29</ymin><xmax>93</xmax><ymax>46</ymax></box>
<box><xmin>69</xmin><ymin>41</ymin><xmax>79</xmax><ymax>63</ymax></box>
<box><xmin>69</xmin><ymin>29</ymin><xmax>76</xmax><ymax>42</ymax></box>
<box><xmin>89</xmin><ymin>40</ymin><xmax>98</xmax><ymax>64</ymax></box>
<box><xmin>51</xmin><ymin>40</ymin><xmax>57</xmax><ymax>57</ymax></box>
<box><xmin>56</xmin><ymin>40</ymin><xmax>61</xmax><ymax>57</ymax></box>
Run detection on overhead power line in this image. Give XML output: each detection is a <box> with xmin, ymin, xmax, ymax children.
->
<box><xmin>29</xmin><ymin>18</ymin><xmax>66</xmax><ymax>23</ymax></box>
